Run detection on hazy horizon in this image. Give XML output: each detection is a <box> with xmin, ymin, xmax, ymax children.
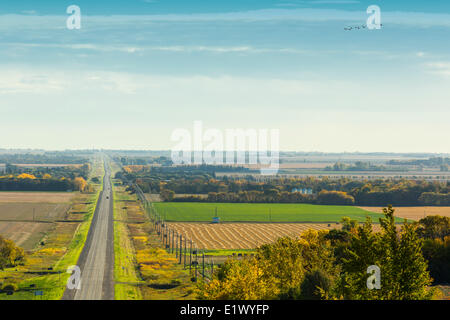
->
<box><xmin>0</xmin><ymin>148</ymin><xmax>448</xmax><ymax>156</ymax></box>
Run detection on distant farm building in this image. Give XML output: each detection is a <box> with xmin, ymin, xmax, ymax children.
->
<box><xmin>291</xmin><ymin>188</ymin><xmax>313</xmax><ymax>195</ymax></box>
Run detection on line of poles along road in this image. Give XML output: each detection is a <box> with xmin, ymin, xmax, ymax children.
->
<box><xmin>134</xmin><ymin>184</ymin><xmax>215</xmax><ymax>281</ymax></box>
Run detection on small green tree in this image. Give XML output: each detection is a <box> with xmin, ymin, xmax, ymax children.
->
<box><xmin>160</xmin><ymin>189</ymin><xmax>175</xmax><ymax>202</ymax></box>
<box><xmin>341</xmin><ymin>216</ymin><xmax>359</xmax><ymax>232</ymax></box>
<box><xmin>340</xmin><ymin>217</ymin><xmax>382</xmax><ymax>299</ymax></box>
<box><xmin>417</xmin><ymin>215</ymin><xmax>450</xmax><ymax>240</ymax></box>
<box><xmin>340</xmin><ymin>206</ymin><xmax>433</xmax><ymax>300</ymax></box>
<box><xmin>299</xmin><ymin>269</ymin><xmax>333</xmax><ymax>300</ymax></box>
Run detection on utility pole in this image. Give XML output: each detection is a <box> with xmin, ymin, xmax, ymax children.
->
<box><xmin>171</xmin><ymin>230</ymin><xmax>174</xmax><ymax>254</ymax></box>
<box><xmin>179</xmin><ymin>235</ymin><xmax>182</xmax><ymax>264</ymax></box>
<box><xmin>175</xmin><ymin>233</ymin><xmax>178</xmax><ymax>259</ymax></box>
<box><xmin>168</xmin><ymin>228</ymin><xmax>171</xmax><ymax>251</ymax></box>
<box><xmin>189</xmin><ymin>240</ymin><xmax>192</xmax><ymax>273</ymax></box>
<box><xmin>195</xmin><ymin>255</ymin><xmax>198</xmax><ymax>280</ymax></box>
<box><xmin>164</xmin><ymin>225</ymin><xmax>167</xmax><ymax>247</ymax></box>
<box><xmin>163</xmin><ymin>223</ymin><xmax>167</xmax><ymax>240</ymax></box>
<box><xmin>202</xmin><ymin>251</ymin><xmax>205</xmax><ymax>279</ymax></box>
<box><xmin>164</xmin><ymin>225</ymin><xmax>168</xmax><ymax>246</ymax></box>
<box><xmin>166</xmin><ymin>225</ymin><xmax>169</xmax><ymax>247</ymax></box>
<box><xmin>184</xmin><ymin>239</ymin><xmax>187</xmax><ymax>268</ymax></box>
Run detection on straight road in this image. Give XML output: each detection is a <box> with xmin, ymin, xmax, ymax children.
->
<box><xmin>63</xmin><ymin>158</ymin><xmax>114</xmax><ymax>300</ymax></box>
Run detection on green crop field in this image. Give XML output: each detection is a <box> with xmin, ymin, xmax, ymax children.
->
<box><xmin>153</xmin><ymin>202</ymin><xmax>396</xmax><ymax>223</ymax></box>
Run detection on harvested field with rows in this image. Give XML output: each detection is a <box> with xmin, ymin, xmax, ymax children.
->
<box><xmin>167</xmin><ymin>223</ymin><xmax>341</xmax><ymax>249</ymax></box>
<box><xmin>168</xmin><ymin>222</ymin><xmax>385</xmax><ymax>250</ymax></box>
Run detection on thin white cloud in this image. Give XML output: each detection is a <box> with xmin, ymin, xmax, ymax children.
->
<box><xmin>276</xmin><ymin>0</ymin><xmax>360</xmax><ymax>7</ymax></box>
<box><xmin>0</xmin><ymin>67</ymin><xmax>338</xmax><ymax>97</ymax></box>
<box><xmin>0</xmin><ymin>70</ymin><xmax>65</xmax><ymax>94</ymax></box>
<box><xmin>1</xmin><ymin>9</ymin><xmax>450</xmax><ymax>29</ymax></box>
<box><xmin>426</xmin><ymin>62</ymin><xmax>450</xmax><ymax>77</ymax></box>
<box><xmin>21</xmin><ymin>10</ymin><xmax>37</xmax><ymax>15</ymax></box>
<box><xmin>0</xmin><ymin>43</ymin><xmax>142</xmax><ymax>53</ymax></box>
<box><xmin>308</xmin><ymin>1</ymin><xmax>360</xmax><ymax>3</ymax></box>
<box><xmin>1</xmin><ymin>42</ymin><xmax>312</xmax><ymax>55</ymax></box>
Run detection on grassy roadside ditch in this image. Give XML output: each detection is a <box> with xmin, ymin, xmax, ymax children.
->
<box><xmin>111</xmin><ymin>165</ymin><xmax>195</xmax><ymax>299</ymax></box>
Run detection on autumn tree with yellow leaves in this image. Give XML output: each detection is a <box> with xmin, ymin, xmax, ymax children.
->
<box><xmin>73</xmin><ymin>177</ymin><xmax>87</xmax><ymax>192</ymax></box>
<box><xmin>198</xmin><ymin>230</ymin><xmax>339</xmax><ymax>300</ymax></box>
<box><xmin>17</xmin><ymin>173</ymin><xmax>36</xmax><ymax>179</ymax></box>
<box><xmin>0</xmin><ymin>235</ymin><xmax>25</xmax><ymax>270</ymax></box>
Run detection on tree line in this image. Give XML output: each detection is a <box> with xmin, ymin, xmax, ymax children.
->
<box><xmin>0</xmin><ymin>152</ymin><xmax>88</xmax><ymax>164</ymax></box>
<box><xmin>324</xmin><ymin>161</ymin><xmax>400</xmax><ymax>172</ymax></box>
<box><xmin>0</xmin><ymin>164</ymin><xmax>91</xmax><ymax>192</ymax></box>
<box><xmin>161</xmin><ymin>189</ymin><xmax>356</xmax><ymax>205</ymax></box>
<box><xmin>118</xmin><ymin>165</ymin><xmax>450</xmax><ymax>206</ymax></box>
<box><xmin>164</xmin><ymin>190</ymin><xmax>449</xmax><ymax>206</ymax></box>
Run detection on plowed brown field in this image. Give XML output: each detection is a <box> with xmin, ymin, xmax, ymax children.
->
<box><xmin>0</xmin><ymin>192</ymin><xmax>74</xmax><ymax>203</ymax></box>
<box><xmin>0</xmin><ymin>221</ymin><xmax>51</xmax><ymax>249</ymax></box>
<box><xmin>0</xmin><ymin>203</ymin><xmax>70</xmax><ymax>221</ymax></box>
<box><xmin>359</xmin><ymin>206</ymin><xmax>450</xmax><ymax>221</ymax></box>
<box><xmin>0</xmin><ymin>193</ymin><xmax>74</xmax><ymax>250</ymax></box>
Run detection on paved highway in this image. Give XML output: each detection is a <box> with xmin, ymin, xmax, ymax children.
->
<box><xmin>63</xmin><ymin>158</ymin><xmax>114</xmax><ymax>300</ymax></box>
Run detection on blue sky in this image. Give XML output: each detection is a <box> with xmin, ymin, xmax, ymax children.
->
<box><xmin>0</xmin><ymin>1</ymin><xmax>449</xmax><ymax>152</ymax></box>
